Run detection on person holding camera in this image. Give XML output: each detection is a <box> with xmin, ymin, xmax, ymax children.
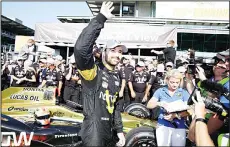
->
<box><xmin>147</xmin><ymin>69</ymin><xmax>191</xmax><ymax>146</ymax></box>
<box><xmin>188</xmin><ymin>55</ymin><xmax>229</xmax><ymax>145</ymax></box>
<box><xmin>193</xmin><ymin>90</ymin><xmax>215</xmax><ymax>146</ymax></box>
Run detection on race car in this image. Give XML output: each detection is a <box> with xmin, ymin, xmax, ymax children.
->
<box><xmin>1</xmin><ymin>87</ymin><xmax>158</xmax><ymax>147</ymax></box>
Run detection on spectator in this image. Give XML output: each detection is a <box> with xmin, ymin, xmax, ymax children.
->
<box><xmin>20</xmin><ymin>39</ymin><xmax>38</xmax><ymax>62</ymax></box>
<box><xmin>40</xmin><ymin>58</ymin><xmax>63</xmax><ymax>103</ymax></box>
<box><xmin>147</xmin><ymin>69</ymin><xmax>190</xmax><ymax>146</ymax></box>
<box><xmin>1</xmin><ymin>61</ymin><xmax>10</xmax><ymax>90</ymax></box>
<box><xmin>10</xmin><ymin>56</ymin><xmax>27</xmax><ymax>87</ymax></box>
<box><xmin>119</xmin><ymin>56</ymin><xmax>134</xmax><ymax>109</ymax></box>
<box><xmin>64</xmin><ymin>55</ymin><xmax>82</xmax><ymax>105</ymax></box>
<box><xmin>23</xmin><ymin>60</ymin><xmax>36</xmax><ymax>87</ymax></box>
<box><xmin>128</xmin><ymin>61</ymin><xmax>150</xmax><ymax>103</ymax></box>
<box><xmin>151</xmin><ymin>40</ymin><xmax>176</xmax><ymax>64</ymax></box>
<box><xmin>37</xmin><ymin>59</ymin><xmax>47</xmax><ymax>86</ymax></box>
<box><xmin>194</xmin><ymin>91</ymin><xmax>215</xmax><ymax>146</ymax></box>
<box><xmin>188</xmin><ymin>55</ymin><xmax>229</xmax><ymax>145</ymax></box>
<box><xmin>166</xmin><ymin>62</ymin><xmax>174</xmax><ymax>72</ymax></box>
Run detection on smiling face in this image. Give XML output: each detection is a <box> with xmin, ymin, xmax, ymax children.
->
<box><xmin>105</xmin><ymin>46</ymin><xmax>123</xmax><ymax>66</ymax></box>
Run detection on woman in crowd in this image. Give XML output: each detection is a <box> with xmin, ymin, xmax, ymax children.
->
<box><xmin>147</xmin><ymin>69</ymin><xmax>190</xmax><ymax>146</ymax></box>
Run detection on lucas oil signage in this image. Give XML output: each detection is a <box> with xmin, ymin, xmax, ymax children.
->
<box><xmin>2</xmin><ymin>87</ymin><xmax>56</xmax><ymax>106</ymax></box>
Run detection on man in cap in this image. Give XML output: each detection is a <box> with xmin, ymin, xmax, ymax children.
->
<box><xmin>118</xmin><ymin>56</ymin><xmax>134</xmax><ymax>109</ymax></box>
<box><xmin>36</xmin><ymin>58</ymin><xmax>47</xmax><ymax>87</ymax></box>
<box><xmin>40</xmin><ymin>58</ymin><xmax>63</xmax><ymax>103</ymax></box>
<box><xmin>128</xmin><ymin>61</ymin><xmax>150</xmax><ymax>103</ymax></box>
<box><xmin>63</xmin><ymin>54</ymin><xmax>82</xmax><ymax>105</ymax></box>
<box><xmin>10</xmin><ymin>56</ymin><xmax>27</xmax><ymax>87</ymax></box>
<box><xmin>165</xmin><ymin>62</ymin><xmax>174</xmax><ymax>72</ymax></box>
<box><xmin>1</xmin><ymin>61</ymin><xmax>10</xmax><ymax>90</ymax></box>
<box><xmin>188</xmin><ymin>50</ymin><xmax>229</xmax><ymax>144</ymax></box>
<box><xmin>74</xmin><ymin>2</ymin><xmax>126</xmax><ymax>146</ymax></box>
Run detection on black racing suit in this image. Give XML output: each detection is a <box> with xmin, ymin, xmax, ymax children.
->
<box><xmin>74</xmin><ymin>13</ymin><xmax>123</xmax><ymax>146</ymax></box>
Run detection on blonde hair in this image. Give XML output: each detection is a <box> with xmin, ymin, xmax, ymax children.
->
<box><xmin>165</xmin><ymin>69</ymin><xmax>184</xmax><ymax>86</ymax></box>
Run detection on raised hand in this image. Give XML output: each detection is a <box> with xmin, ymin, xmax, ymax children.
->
<box><xmin>100</xmin><ymin>1</ymin><xmax>115</xmax><ymax>19</ymax></box>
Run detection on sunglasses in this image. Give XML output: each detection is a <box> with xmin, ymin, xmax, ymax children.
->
<box><xmin>216</xmin><ymin>65</ymin><xmax>226</xmax><ymax>70</ymax></box>
<box><xmin>36</xmin><ymin>114</ymin><xmax>50</xmax><ymax>120</ymax></box>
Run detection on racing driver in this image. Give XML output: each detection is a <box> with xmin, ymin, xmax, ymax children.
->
<box><xmin>74</xmin><ymin>2</ymin><xmax>127</xmax><ymax>146</ymax></box>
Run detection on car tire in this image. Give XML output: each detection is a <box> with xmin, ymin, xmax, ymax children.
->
<box><xmin>125</xmin><ymin>126</ymin><xmax>157</xmax><ymax>147</ymax></box>
<box><xmin>124</xmin><ymin>103</ymin><xmax>150</xmax><ymax>119</ymax></box>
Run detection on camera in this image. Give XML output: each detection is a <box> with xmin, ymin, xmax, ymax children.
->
<box><xmin>202</xmin><ymin>97</ymin><xmax>228</xmax><ymax>117</ymax></box>
<box><xmin>188</xmin><ymin>94</ymin><xmax>228</xmax><ymax>117</ymax></box>
<box><xmin>186</xmin><ymin>58</ymin><xmax>215</xmax><ymax>78</ymax></box>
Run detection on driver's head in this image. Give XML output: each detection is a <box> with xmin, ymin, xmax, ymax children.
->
<box><xmin>34</xmin><ymin>107</ymin><xmax>51</xmax><ymax>126</ymax></box>
<box><xmin>102</xmin><ymin>40</ymin><xmax>128</xmax><ymax>70</ymax></box>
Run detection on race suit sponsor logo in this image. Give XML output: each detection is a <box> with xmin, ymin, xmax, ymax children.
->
<box><xmin>99</xmin><ymin>90</ymin><xmax>118</xmax><ymax>114</ymax></box>
<box><xmin>54</xmin><ymin>133</ymin><xmax>78</xmax><ymax>138</ymax></box>
<box><xmin>1</xmin><ymin>132</ymin><xmax>34</xmax><ymax>146</ymax></box>
<box><xmin>8</xmin><ymin>106</ymin><xmax>28</xmax><ymax>112</ymax></box>
<box><xmin>23</xmin><ymin>87</ymin><xmax>44</xmax><ymax>92</ymax></box>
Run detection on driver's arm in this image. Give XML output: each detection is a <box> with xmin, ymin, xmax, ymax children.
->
<box><xmin>74</xmin><ymin>13</ymin><xmax>107</xmax><ymax>81</ymax></box>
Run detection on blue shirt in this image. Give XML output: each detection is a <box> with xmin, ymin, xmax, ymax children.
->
<box><xmin>153</xmin><ymin>86</ymin><xmax>190</xmax><ymax>129</ymax></box>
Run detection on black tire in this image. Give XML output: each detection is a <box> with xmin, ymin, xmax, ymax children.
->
<box><xmin>124</xmin><ymin>103</ymin><xmax>150</xmax><ymax>119</ymax></box>
<box><xmin>125</xmin><ymin>126</ymin><xmax>157</xmax><ymax>147</ymax></box>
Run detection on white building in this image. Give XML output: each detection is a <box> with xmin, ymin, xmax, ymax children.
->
<box><xmin>37</xmin><ymin>1</ymin><xmax>229</xmax><ymax>59</ymax></box>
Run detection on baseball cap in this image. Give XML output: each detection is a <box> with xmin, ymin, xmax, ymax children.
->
<box><xmin>157</xmin><ymin>64</ymin><xmax>165</xmax><ymax>73</ymax></box>
<box><xmin>177</xmin><ymin>66</ymin><xmax>186</xmax><ymax>73</ymax></box>
<box><xmin>55</xmin><ymin>55</ymin><xmax>63</xmax><ymax>61</ymax></box>
<box><xmin>46</xmin><ymin>58</ymin><xmax>55</xmax><ymax>64</ymax></box>
<box><xmin>39</xmin><ymin>59</ymin><xmax>47</xmax><ymax>63</ymax></box>
<box><xmin>166</xmin><ymin>62</ymin><xmax>174</xmax><ymax>67</ymax></box>
<box><xmin>137</xmin><ymin>61</ymin><xmax>145</xmax><ymax>67</ymax></box>
<box><xmin>218</xmin><ymin>49</ymin><xmax>229</xmax><ymax>57</ymax></box>
<box><xmin>17</xmin><ymin>56</ymin><xmax>26</xmax><ymax>61</ymax></box>
<box><xmin>69</xmin><ymin>54</ymin><xmax>75</xmax><ymax>64</ymax></box>
<box><xmin>105</xmin><ymin>40</ymin><xmax>128</xmax><ymax>53</ymax></box>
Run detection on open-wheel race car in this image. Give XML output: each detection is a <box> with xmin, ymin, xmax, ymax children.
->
<box><xmin>1</xmin><ymin>87</ymin><xmax>158</xmax><ymax>147</ymax></box>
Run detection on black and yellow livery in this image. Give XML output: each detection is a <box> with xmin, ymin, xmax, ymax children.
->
<box><xmin>74</xmin><ymin>13</ymin><xmax>123</xmax><ymax>146</ymax></box>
